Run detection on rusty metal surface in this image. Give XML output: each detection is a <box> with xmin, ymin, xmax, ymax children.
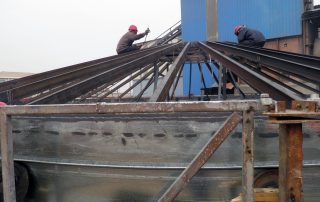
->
<box><xmin>0</xmin><ymin>113</ymin><xmax>16</xmax><ymax>202</ymax></box>
<box><xmin>207</xmin><ymin>42</ymin><xmax>320</xmax><ymax>83</ymax></box>
<box><xmin>197</xmin><ymin>42</ymin><xmax>304</xmax><ymax>102</ymax></box>
<box><xmin>158</xmin><ymin>112</ymin><xmax>241</xmax><ymax>201</ymax></box>
<box><xmin>0</xmin><ymin>109</ymin><xmax>319</xmax><ymax>201</ymax></box>
<box><xmin>2</xmin><ymin>101</ymin><xmax>262</xmax><ymax>115</ymax></box>
<box><xmin>279</xmin><ymin>124</ymin><xmax>304</xmax><ymax>202</ymax></box>
<box><xmin>150</xmin><ymin>42</ymin><xmax>191</xmax><ymax>102</ymax></box>
<box><xmin>242</xmin><ymin>110</ymin><xmax>254</xmax><ymax>202</ymax></box>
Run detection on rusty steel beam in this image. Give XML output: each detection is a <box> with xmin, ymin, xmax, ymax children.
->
<box><xmin>219</xmin><ymin>41</ymin><xmax>320</xmax><ymax>67</ymax></box>
<box><xmin>0</xmin><ymin>44</ymin><xmax>166</xmax><ymax>93</ymax></box>
<box><xmin>119</xmin><ymin>63</ymin><xmax>168</xmax><ymax>99</ymax></box>
<box><xmin>207</xmin><ymin>42</ymin><xmax>320</xmax><ymax>84</ymax></box>
<box><xmin>170</xmin><ymin>64</ymin><xmax>184</xmax><ymax>100</ymax></box>
<box><xmin>260</xmin><ymin>66</ymin><xmax>320</xmax><ymax>94</ymax></box>
<box><xmin>96</xmin><ymin>63</ymin><xmax>157</xmax><ymax>101</ymax></box>
<box><xmin>265</xmin><ymin>101</ymin><xmax>320</xmax><ymax>202</ymax></box>
<box><xmin>0</xmin><ymin>112</ymin><xmax>16</xmax><ymax>202</ymax></box>
<box><xmin>228</xmin><ymin>70</ymin><xmax>246</xmax><ymax>98</ymax></box>
<box><xmin>150</xmin><ymin>42</ymin><xmax>191</xmax><ymax>102</ymax></box>
<box><xmin>2</xmin><ymin>100</ymin><xmax>262</xmax><ymax>115</ymax></box>
<box><xmin>135</xmin><ymin>75</ymin><xmax>155</xmax><ymax>101</ymax></box>
<box><xmin>279</xmin><ymin>124</ymin><xmax>303</xmax><ymax>202</ymax></box>
<box><xmin>242</xmin><ymin>109</ymin><xmax>254</xmax><ymax>202</ymax></box>
<box><xmin>198</xmin><ymin>42</ymin><xmax>303</xmax><ymax>102</ymax></box>
<box><xmin>245</xmin><ymin>62</ymin><xmax>306</xmax><ymax>98</ymax></box>
<box><xmin>0</xmin><ymin>45</ymin><xmax>169</xmax><ymax>104</ymax></box>
<box><xmin>28</xmin><ymin>43</ymin><xmax>182</xmax><ymax>104</ymax></box>
<box><xmin>157</xmin><ymin>112</ymin><xmax>242</xmax><ymax>202</ymax></box>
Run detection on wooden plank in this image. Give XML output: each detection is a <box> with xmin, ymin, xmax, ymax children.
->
<box><xmin>231</xmin><ymin>188</ymin><xmax>279</xmax><ymax>202</ymax></box>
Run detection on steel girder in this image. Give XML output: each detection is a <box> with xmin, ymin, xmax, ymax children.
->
<box><xmin>207</xmin><ymin>42</ymin><xmax>320</xmax><ymax>84</ymax></box>
<box><xmin>28</xmin><ymin>43</ymin><xmax>183</xmax><ymax>104</ymax></box>
<box><xmin>0</xmin><ymin>44</ymin><xmax>178</xmax><ymax>104</ymax></box>
<box><xmin>197</xmin><ymin>42</ymin><xmax>303</xmax><ymax>102</ymax></box>
<box><xmin>149</xmin><ymin>42</ymin><xmax>191</xmax><ymax>102</ymax></box>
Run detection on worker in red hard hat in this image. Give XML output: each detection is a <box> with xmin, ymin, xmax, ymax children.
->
<box><xmin>234</xmin><ymin>25</ymin><xmax>266</xmax><ymax>48</ymax></box>
<box><xmin>116</xmin><ymin>25</ymin><xmax>150</xmax><ymax>54</ymax></box>
<box><xmin>0</xmin><ymin>102</ymin><xmax>7</xmax><ymax>106</ymax></box>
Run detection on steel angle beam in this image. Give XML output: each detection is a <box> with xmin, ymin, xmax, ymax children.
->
<box><xmin>260</xmin><ymin>66</ymin><xmax>320</xmax><ymax>94</ymax></box>
<box><xmin>96</xmin><ymin>64</ymin><xmax>157</xmax><ymax>101</ymax></box>
<box><xmin>29</xmin><ymin>43</ymin><xmax>182</xmax><ymax>104</ymax></box>
<box><xmin>207</xmin><ymin>42</ymin><xmax>320</xmax><ymax>84</ymax></box>
<box><xmin>119</xmin><ymin>63</ymin><xmax>168</xmax><ymax>99</ymax></box>
<box><xmin>157</xmin><ymin>112</ymin><xmax>242</xmax><ymax>202</ymax></box>
<box><xmin>198</xmin><ymin>42</ymin><xmax>303</xmax><ymax>102</ymax></box>
<box><xmin>150</xmin><ymin>42</ymin><xmax>191</xmax><ymax>102</ymax></box>
<box><xmin>244</xmin><ymin>63</ymin><xmax>306</xmax><ymax>97</ymax></box>
<box><xmin>0</xmin><ymin>45</ymin><xmax>165</xmax><ymax>94</ymax></box>
<box><xmin>2</xmin><ymin>45</ymin><xmax>175</xmax><ymax>104</ymax></box>
<box><xmin>219</xmin><ymin>42</ymin><xmax>320</xmax><ymax>68</ymax></box>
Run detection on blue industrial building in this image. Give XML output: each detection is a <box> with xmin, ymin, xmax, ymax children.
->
<box><xmin>181</xmin><ymin>0</ymin><xmax>304</xmax><ymax>96</ymax></box>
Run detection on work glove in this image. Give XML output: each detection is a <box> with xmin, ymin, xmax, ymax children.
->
<box><xmin>145</xmin><ymin>28</ymin><xmax>150</xmax><ymax>35</ymax></box>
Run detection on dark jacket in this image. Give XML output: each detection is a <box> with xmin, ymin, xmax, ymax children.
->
<box><xmin>237</xmin><ymin>27</ymin><xmax>265</xmax><ymax>45</ymax></box>
<box><xmin>116</xmin><ymin>31</ymin><xmax>146</xmax><ymax>53</ymax></box>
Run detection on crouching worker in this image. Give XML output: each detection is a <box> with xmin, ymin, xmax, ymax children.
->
<box><xmin>116</xmin><ymin>25</ymin><xmax>150</xmax><ymax>54</ymax></box>
<box><xmin>234</xmin><ymin>25</ymin><xmax>265</xmax><ymax>48</ymax></box>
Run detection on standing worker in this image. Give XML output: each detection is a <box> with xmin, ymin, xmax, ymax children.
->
<box><xmin>234</xmin><ymin>25</ymin><xmax>266</xmax><ymax>48</ymax></box>
<box><xmin>116</xmin><ymin>25</ymin><xmax>150</xmax><ymax>54</ymax></box>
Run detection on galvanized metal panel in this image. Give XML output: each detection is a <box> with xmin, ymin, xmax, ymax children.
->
<box><xmin>10</xmin><ymin>115</ymin><xmax>320</xmax><ymax>201</ymax></box>
<box><xmin>181</xmin><ymin>0</ymin><xmax>207</xmax><ymax>41</ymax></box>
<box><xmin>206</xmin><ymin>0</ymin><xmax>218</xmax><ymax>41</ymax></box>
<box><xmin>217</xmin><ymin>0</ymin><xmax>303</xmax><ymax>42</ymax></box>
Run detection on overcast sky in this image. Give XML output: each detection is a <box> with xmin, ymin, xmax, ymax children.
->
<box><xmin>1</xmin><ymin>0</ymin><xmax>320</xmax><ymax>73</ymax></box>
<box><xmin>0</xmin><ymin>0</ymin><xmax>181</xmax><ymax>73</ymax></box>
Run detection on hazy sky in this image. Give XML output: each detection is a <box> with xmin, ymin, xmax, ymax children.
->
<box><xmin>1</xmin><ymin>0</ymin><xmax>320</xmax><ymax>73</ymax></box>
<box><xmin>0</xmin><ymin>0</ymin><xmax>181</xmax><ymax>73</ymax></box>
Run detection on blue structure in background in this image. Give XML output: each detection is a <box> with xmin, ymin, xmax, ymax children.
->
<box><xmin>181</xmin><ymin>0</ymin><xmax>303</xmax><ymax>96</ymax></box>
<box><xmin>218</xmin><ymin>0</ymin><xmax>303</xmax><ymax>42</ymax></box>
<box><xmin>181</xmin><ymin>0</ymin><xmax>207</xmax><ymax>41</ymax></box>
<box><xmin>181</xmin><ymin>0</ymin><xmax>215</xmax><ymax>96</ymax></box>
<box><xmin>183</xmin><ymin>63</ymin><xmax>216</xmax><ymax>97</ymax></box>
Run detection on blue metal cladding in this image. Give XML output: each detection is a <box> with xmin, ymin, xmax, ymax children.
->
<box><xmin>181</xmin><ymin>0</ymin><xmax>214</xmax><ymax>95</ymax></box>
<box><xmin>181</xmin><ymin>0</ymin><xmax>207</xmax><ymax>41</ymax></box>
<box><xmin>183</xmin><ymin>63</ymin><xmax>217</xmax><ymax>96</ymax></box>
<box><xmin>217</xmin><ymin>0</ymin><xmax>303</xmax><ymax>42</ymax></box>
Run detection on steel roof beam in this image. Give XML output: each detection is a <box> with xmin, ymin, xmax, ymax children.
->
<box><xmin>2</xmin><ymin>45</ymin><xmax>174</xmax><ymax>104</ymax></box>
<box><xmin>207</xmin><ymin>42</ymin><xmax>320</xmax><ymax>84</ymax></box>
<box><xmin>219</xmin><ymin>42</ymin><xmax>320</xmax><ymax>67</ymax></box>
<box><xmin>0</xmin><ymin>45</ymin><xmax>166</xmax><ymax>93</ymax></box>
<box><xmin>150</xmin><ymin>42</ymin><xmax>191</xmax><ymax>102</ymax></box>
<box><xmin>198</xmin><ymin>42</ymin><xmax>303</xmax><ymax>102</ymax></box>
<box><xmin>28</xmin><ymin>43</ymin><xmax>182</xmax><ymax>104</ymax></box>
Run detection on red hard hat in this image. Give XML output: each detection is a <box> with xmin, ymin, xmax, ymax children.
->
<box><xmin>234</xmin><ymin>25</ymin><xmax>243</xmax><ymax>35</ymax></box>
<box><xmin>0</xmin><ymin>102</ymin><xmax>7</xmax><ymax>106</ymax></box>
<box><xmin>129</xmin><ymin>25</ymin><xmax>138</xmax><ymax>31</ymax></box>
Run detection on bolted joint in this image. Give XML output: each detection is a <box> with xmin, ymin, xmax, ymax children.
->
<box><xmin>307</xmin><ymin>94</ymin><xmax>320</xmax><ymax>108</ymax></box>
<box><xmin>260</xmin><ymin>93</ymin><xmax>273</xmax><ymax>106</ymax></box>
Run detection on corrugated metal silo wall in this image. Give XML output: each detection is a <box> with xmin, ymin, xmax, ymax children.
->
<box><xmin>181</xmin><ymin>0</ymin><xmax>217</xmax><ymax>96</ymax></box>
<box><xmin>217</xmin><ymin>0</ymin><xmax>303</xmax><ymax>42</ymax></box>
